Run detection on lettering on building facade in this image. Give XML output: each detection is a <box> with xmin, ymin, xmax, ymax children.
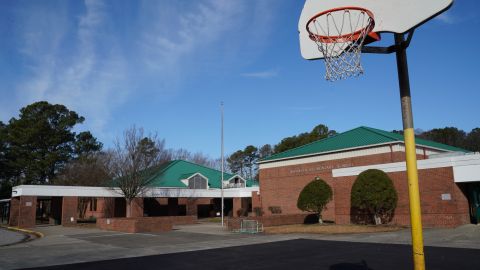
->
<box><xmin>288</xmin><ymin>163</ymin><xmax>352</xmax><ymax>175</ymax></box>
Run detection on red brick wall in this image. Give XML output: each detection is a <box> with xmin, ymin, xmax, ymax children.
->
<box><xmin>334</xmin><ymin>167</ymin><xmax>469</xmax><ymax>227</ymax></box>
<box><xmin>62</xmin><ymin>196</ymin><xmax>78</xmax><ymax>226</ymax></box>
<box><xmin>9</xmin><ymin>196</ymin><xmax>37</xmax><ymax>228</ymax></box>
<box><xmin>96</xmin><ymin>215</ymin><xmax>197</xmax><ymax>233</ymax></box>
<box><xmin>259</xmin><ymin>150</ymin><xmax>470</xmax><ymax>227</ymax></box>
<box><xmin>252</xmin><ymin>191</ymin><xmax>262</xmax><ymax>212</ymax></box>
<box><xmin>84</xmin><ymin>198</ymin><xmax>109</xmax><ymax>218</ymax></box>
<box><xmin>186</xmin><ymin>199</ymin><xmax>198</xmax><ymax>216</ymax></box>
<box><xmin>233</xmin><ymin>197</ymin><xmax>242</xmax><ymax>217</ymax></box>
<box><xmin>129</xmin><ymin>197</ymin><xmax>144</xmax><ymax>218</ymax></box>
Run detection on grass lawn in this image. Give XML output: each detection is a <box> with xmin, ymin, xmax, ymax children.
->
<box><xmin>200</xmin><ymin>217</ymin><xmax>222</xmax><ymax>223</ymax></box>
<box><xmin>264</xmin><ymin>223</ymin><xmax>406</xmax><ymax>234</ymax></box>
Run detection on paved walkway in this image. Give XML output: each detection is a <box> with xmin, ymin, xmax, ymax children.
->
<box><xmin>0</xmin><ymin>227</ymin><xmax>27</xmax><ymax>246</ymax></box>
<box><xmin>0</xmin><ymin>223</ymin><xmax>479</xmax><ymax>269</ymax></box>
<box><xmin>299</xmin><ymin>224</ymin><xmax>480</xmax><ymax>249</ymax></box>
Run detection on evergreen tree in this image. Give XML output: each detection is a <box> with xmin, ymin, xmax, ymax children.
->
<box><xmin>297</xmin><ymin>178</ymin><xmax>332</xmax><ymax>224</ymax></box>
<box><xmin>351</xmin><ymin>169</ymin><xmax>398</xmax><ymax>225</ymax></box>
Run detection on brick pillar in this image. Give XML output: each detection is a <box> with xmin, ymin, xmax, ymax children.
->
<box><xmin>9</xmin><ymin>197</ymin><xmax>20</xmax><ymax>227</ymax></box>
<box><xmin>62</xmin><ymin>196</ymin><xmax>78</xmax><ymax>226</ymax></box>
<box><xmin>233</xmin><ymin>197</ymin><xmax>242</xmax><ymax>217</ymax></box>
<box><xmin>168</xmin><ymin>198</ymin><xmax>179</xmax><ymax>216</ymax></box>
<box><xmin>129</xmin><ymin>198</ymin><xmax>144</xmax><ymax>218</ymax></box>
<box><xmin>186</xmin><ymin>199</ymin><xmax>198</xmax><ymax>217</ymax></box>
<box><xmin>9</xmin><ymin>196</ymin><xmax>37</xmax><ymax>228</ymax></box>
<box><xmin>251</xmin><ymin>191</ymin><xmax>263</xmax><ymax>216</ymax></box>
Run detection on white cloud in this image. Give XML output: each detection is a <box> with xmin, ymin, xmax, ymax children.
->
<box><xmin>13</xmin><ymin>0</ymin><xmax>130</xmax><ymax>137</ymax></box>
<box><xmin>139</xmin><ymin>0</ymin><xmax>244</xmax><ymax>71</ymax></box>
<box><xmin>4</xmin><ymin>0</ymin><xmax>279</xmax><ymax>140</ymax></box>
<box><xmin>241</xmin><ymin>70</ymin><xmax>278</xmax><ymax>78</ymax></box>
<box><xmin>435</xmin><ymin>13</ymin><xmax>456</xmax><ymax>24</ymax></box>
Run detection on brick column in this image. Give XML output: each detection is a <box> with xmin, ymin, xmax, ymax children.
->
<box><xmin>9</xmin><ymin>196</ymin><xmax>37</xmax><ymax>228</ymax></box>
<box><xmin>233</xmin><ymin>197</ymin><xmax>242</xmax><ymax>217</ymax></box>
<box><xmin>129</xmin><ymin>198</ymin><xmax>144</xmax><ymax>218</ymax></box>
<box><xmin>62</xmin><ymin>196</ymin><xmax>78</xmax><ymax>226</ymax></box>
<box><xmin>9</xmin><ymin>197</ymin><xmax>20</xmax><ymax>227</ymax></box>
<box><xmin>186</xmin><ymin>199</ymin><xmax>198</xmax><ymax>216</ymax></box>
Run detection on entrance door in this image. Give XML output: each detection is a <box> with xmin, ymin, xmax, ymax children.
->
<box><xmin>36</xmin><ymin>198</ymin><xmax>52</xmax><ymax>224</ymax></box>
<box><xmin>467</xmin><ymin>183</ymin><xmax>480</xmax><ymax>224</ymax></box>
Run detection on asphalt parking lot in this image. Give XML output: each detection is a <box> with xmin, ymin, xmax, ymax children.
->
<box><xmin>22</xmin><ymin>239</ymin><xmax>480</xmax><ymax>270</ymax></box>
<box><xmin>0</xmin><ymin>227</ymin><xmax>28</xmax><ymax>246</ymax></box>
<box><xmin>1</xmin><ymin>223</ymin><xmax>479</xmax><ymax>270</ymax></box>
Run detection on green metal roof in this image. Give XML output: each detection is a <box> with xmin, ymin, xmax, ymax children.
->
<box><xmin>260</xmin><ymin>126</ymin><xmax>468</xmax><ymax>162</ymax></box>
<box><xmin>144</xmin><ymin>160</ymin><xmax>256</xmax><ymax>188</ymax></box>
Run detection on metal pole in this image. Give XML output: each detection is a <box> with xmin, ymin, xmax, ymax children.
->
<box><xmin>221</xmin><ymin>102</ymin><xmax>225</xmax><ymax>227</ymax></box>
<box><xmin>394</xmin><ymin>33</ymin><xmax>425</xmax><ymax>270</ymax></box>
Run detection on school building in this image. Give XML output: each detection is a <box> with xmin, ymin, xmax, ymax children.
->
<box><xmin>256</xmin><ymin>126</ymin><xmax>480</xmax><ymax>227</ymax></box>
<box><xmin>8</xmin><ymin>160</ymin><xmax>258</xmax><ymax>230</ymax></box>
<box><xmin>7</xmin><ymin>126</ymin><xmax>480</xmax><ymax>230</ymax></box>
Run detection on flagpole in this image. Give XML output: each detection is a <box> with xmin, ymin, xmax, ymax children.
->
<box><xmin>221</xmin><ymin>102</ymin><xmax>225</xmax><ymax>227</ymax></box>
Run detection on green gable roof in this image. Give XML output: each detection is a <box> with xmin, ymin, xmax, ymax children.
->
<box><xmin>145</xmin><ymin>160</ymin><xmax>255</xmax><ymax>188</ymax></box>
<box><xmin>260</xmin><ymin>126</ymin><xmax>468</xmax><ymax>162</ymax></box>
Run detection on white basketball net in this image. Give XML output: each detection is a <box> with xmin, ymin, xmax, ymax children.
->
<box><xmin>307</xmin><ymin>9</ymin><xmax>375</xmax><ymax>82</ymax></box>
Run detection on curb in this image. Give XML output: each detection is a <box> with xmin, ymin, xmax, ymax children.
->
<box><xmin>0</xmin><ymin>225</ymin><xmax>44</xmax><ymax>246</ymax></box>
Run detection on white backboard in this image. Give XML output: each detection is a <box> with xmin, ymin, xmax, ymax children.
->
<box><xmin>299</xmin><ymin>0</ymin><xmax>453</xmax><ymax>59</ymax></box>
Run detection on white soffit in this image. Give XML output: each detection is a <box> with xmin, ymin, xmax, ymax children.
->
<box><xmin>332</xmin><ymin>154</ymin><xmax>480</xmax><ymax>178</ymax></box>
<box><xmin>12</xmin><ymin>185</ymin><xmax>259</xmax><ymax>198</ymax></box>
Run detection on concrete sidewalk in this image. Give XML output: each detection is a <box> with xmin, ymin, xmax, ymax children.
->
<box><xmin>0</xmin><ymin>224</ymin><xmax>479</xmax><ymax>270</ymax></box>
<box><xmin>299</xmin><ymin>224</ymin><xmax>480</xmax><ymax>249</ymax></box>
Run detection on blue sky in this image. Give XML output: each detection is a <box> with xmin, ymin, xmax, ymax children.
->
<box><xmin>0</xmin><ymin>0</ymin><xmax>479</xmax><ymax>158</ymax></box>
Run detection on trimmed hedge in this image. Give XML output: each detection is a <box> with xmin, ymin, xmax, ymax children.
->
<box><xmin>351</xmin><ymin>169</ymin><xmax>398</xmax><ymax>225</ymax></box>
<box><xmin>297</xmin><ymin>178</ymin><xmax>332</xmax><ymax>223</ymax></box>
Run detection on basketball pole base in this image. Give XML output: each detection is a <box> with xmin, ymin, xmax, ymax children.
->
<box><xmin>395</xmin><ymin>33</ymin><xmax>426</xmax><ymax>270</ymax></box>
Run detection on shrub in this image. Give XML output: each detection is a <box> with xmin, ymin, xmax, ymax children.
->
<box><xmin>351</xmin><ymin>169</ymin><xmax>398</xmax><ymax>225</ymax></box>
<box><xmin>253</xmin><ymin>207</ymin><xmax>264</xmax><ymax>217</ymax></box>
<box><xmin>297</xmin><ymin>178</ymin><xmax>332</xmax><ymax>223</ymax></box>
<box><xmin>268</xmin><ymin>206</ymin><xmax>282</xmax><ymax>214</ymax></box>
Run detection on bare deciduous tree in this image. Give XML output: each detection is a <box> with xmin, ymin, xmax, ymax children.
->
<box><xmin>108</xmin><ymin>126</ymin><xmax>170</xmax><ymax>217</ymax></box>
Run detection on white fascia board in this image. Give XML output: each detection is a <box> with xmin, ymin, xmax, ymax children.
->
<box><xmin>453</xmin><ymin>164</ymin><xmax>480</xmax><ymax>183</ymax></box>
<box><xmin>12</xmin><ymin>185</ymin><xmax>123</xmax><ymax>198</ymax></box>
<box><xmin>332</xmin><ymin>154</ymin><xmax>480</xmax><ymax>178</ymax></box>
<box><xmin>144</xmin><ymin>187</ymin><xmax>259</xmax><ymax>198</ymax></box>
<box><xmin>11</xmin><ymin>185</ymin><xmax>260</xmax><ymax>198</ymax></box>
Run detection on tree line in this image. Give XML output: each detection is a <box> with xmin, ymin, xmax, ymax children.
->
<box><xmin>226</xmin><ymin>124</ymin><xmax>337</xmax><ymax>180</ymax></box>
<box><xmin>0</xmin><ymin>101</ymin><xmax>219</xmax><ymax>199</ymax></box>
<box><xmin>227</xmin><ymin>124</ymin><xmax>480</xmax><ymax>180</ymax></box>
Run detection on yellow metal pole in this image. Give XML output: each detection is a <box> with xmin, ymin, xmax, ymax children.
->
<box><xmin>395</xmin><ymin>33</ymin><xmax>425</xmax><ymax>270</ymax></box>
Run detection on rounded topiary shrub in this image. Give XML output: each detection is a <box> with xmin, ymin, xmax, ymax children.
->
<box><xmin>351</xmin><ymin>169</ymin><xmax>398</xmax><ymax>225</ymax></box>
<box><xmin>297</xmin><ymin>178</ymin><xmax>333</xmax><ymax>224</ymax></box>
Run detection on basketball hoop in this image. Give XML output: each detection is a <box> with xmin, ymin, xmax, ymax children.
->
<box><xmin>306</xmin><ymin>7</ymin><xmax>378</xmax><ymax>81</ymax></box>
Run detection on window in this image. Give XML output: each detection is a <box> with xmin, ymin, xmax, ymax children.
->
<box><xmin>89</xmin><ymin>198</ymin><xmax>97</xmax><ymax>212</ymax></box>
<box><xmin>188</xmin><ymin>175</ymin><xmax>207</xmax><ymax>189</ymax></box>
